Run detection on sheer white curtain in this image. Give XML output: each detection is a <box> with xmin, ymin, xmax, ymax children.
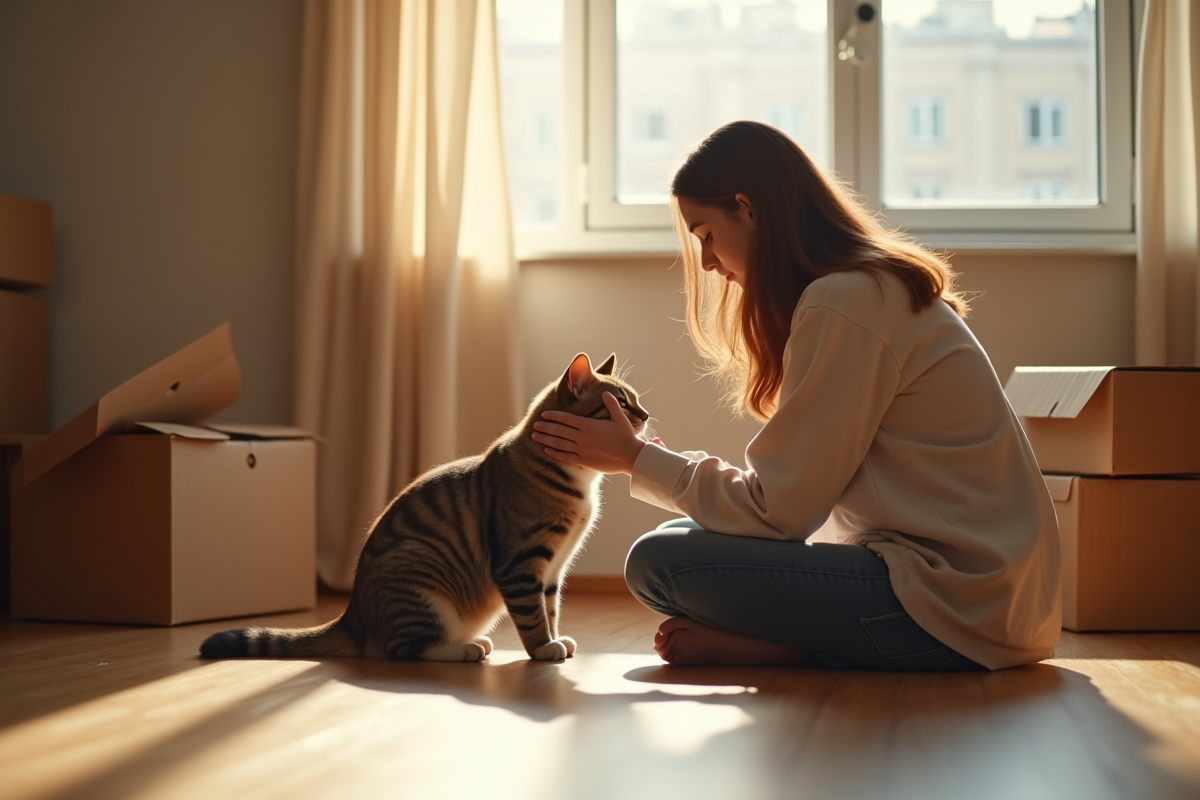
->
<box><xmin>294</xmin><ymin>0</ymin><xmax>522</xmax><ymax>591</ymax></box>
<box><xmin>1136</xmin><ymin>0</ymin><xmax>1200</xmax><ymax>366</ymax></box>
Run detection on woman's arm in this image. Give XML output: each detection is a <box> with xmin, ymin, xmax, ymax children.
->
<box><xmin>631</xmin><ymin>305</ymin><xmax>903</xmax><ymax>540</ymax></box>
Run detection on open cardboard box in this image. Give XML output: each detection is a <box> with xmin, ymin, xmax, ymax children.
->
<box><xmin>1046</xmin><ymin>474</ymin><xmax>1200</xmax><ymax>632</ymax></box>
<box><xmin>1005</xmin><ymin>367</ymin><xmax>1200</xmax><ymax>475</ymax></box>
<box><xmin>9</xmin><ymin>324</ymin><xmax>316</xmax><ymax>625</ymax></box>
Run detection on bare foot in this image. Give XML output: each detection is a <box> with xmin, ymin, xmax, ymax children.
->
<box><xmin>654</xmin><ymin>617</ymin><xmax>814</xmax><ymax>667</ymax></box>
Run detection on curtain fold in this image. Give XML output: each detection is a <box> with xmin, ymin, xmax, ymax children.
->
<box><xmin>1136</xmin><ymin>0</ymin><xmax>1200</xmax><ymax>366</ymax></box>
<box><xmin>295</xmin><ymin>0</ymin><xmax>521</xmax><ymax>591</ymax></box>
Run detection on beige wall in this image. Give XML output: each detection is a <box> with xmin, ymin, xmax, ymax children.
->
<box><xmin>0</xmin><ymin>0</ymin><xmax>303</xmax><ymax>429</ymax></box>
<box><xmin>521</xmin><ymin>251</ymin><xmax>1135</xmax><ymax>576</ymax></box>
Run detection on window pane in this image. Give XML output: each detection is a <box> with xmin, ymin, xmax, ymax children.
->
<box><xmin>882</xmin><ymin>0</ymin><xmax>1098</xmax><ymax>207</ymax></box>
<box><xmin>497</xmin><ymin>0</ymin><xmax>563</xmax><ymax>228</ymax></box>
<box><xmin>615</xmin><ymin>0</ymin><xmax>827</xmax><ymax>204</ymax></box>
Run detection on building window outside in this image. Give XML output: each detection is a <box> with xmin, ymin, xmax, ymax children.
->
<box><xmin>632</xmin><ymin>108</ymin><xmax>668</xmax><ymax>143</ymax></box>
<box><xmin>909</xmin><ymin>178</ymin><xmax>946</xmax><ymax>200</ymax></box>
<box><xmin>531</xmin><ymin>108</ymin><xmax>558</xmax><ymax>156</ymax></box>
<box><xmin>1026</xmin><ymin>177</ymin><xmax>1070</xmax><ymax>200</ymax></box>
<box><xmin>1023</xmin><ymin>98</ymin><xmax>1069</xmax><ymax>148</ymax></box>
<box><xmin>905</xmin><ymin>96</ymin><xmax>947</xmax><ymax>148</ymax></box>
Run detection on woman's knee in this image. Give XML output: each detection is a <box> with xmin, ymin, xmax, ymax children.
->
<box><xmin>623</xmin><ymin>529</ymin><xmax>688</xmax><ymax>609</ymax></box>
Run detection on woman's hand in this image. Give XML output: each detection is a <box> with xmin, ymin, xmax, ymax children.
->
<box><xmin>532</xmin><ymin>392</ymin><xmax>647</xmax><ymax>475</ymax></box>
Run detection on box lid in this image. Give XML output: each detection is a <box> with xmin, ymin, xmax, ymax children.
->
<box><xmin>1004</xmin><ymin>367</ymin><xmax>1114</xmax><ymax>419</ymax></box>
<box><xmin>22</xmin><ymin>324</ymin><xmax>241</xmax><ymax>484</ymax></box>
<box><xmin>1005</xmin><ymin>366</ymin><xmax>1200</xmax><ymax>419</ymax></box>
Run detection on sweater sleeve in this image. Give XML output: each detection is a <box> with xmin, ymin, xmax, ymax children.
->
<box><xmin>630</xmin><ymin>305</ymin><xmax>903</xmax><ymax>540</ymax></box>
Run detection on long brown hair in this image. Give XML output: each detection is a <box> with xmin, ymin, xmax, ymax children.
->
<box><xmin>671</xmin><ymin>120</ymin><xmax>969</xmax><ymax>421</ymax></box>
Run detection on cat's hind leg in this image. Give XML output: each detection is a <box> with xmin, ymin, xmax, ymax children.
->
<box><xmin>422</xmin><ymin>641</ymin><xmax>488</xmax><ymax>662</ymax></box>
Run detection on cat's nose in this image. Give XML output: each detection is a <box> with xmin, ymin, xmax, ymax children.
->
<box><xmin>631</xmin><ymin>406</ymin><xmax>649</xmax><ymax>422</ymax></box>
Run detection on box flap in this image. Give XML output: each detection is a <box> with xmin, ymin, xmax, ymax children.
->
<box><xmin>128</xmin><ymin>422</ymin><xmax>231</xmax><ymax>440</ymax></box>
<box><xmin>22</xmin><ymin>324</ymin><xmax>241</xmax><ymax>485</ymax></box>
<box><xmin>1004</xmin><ymin>366</ymin><xmax>1114</xmax><ymax>419</ymax></box>
<box><xmin>205</xmin><ymin>423</ymin><xmax>316</xmax><ymax>440</ymax></box>
<box><xmin>1042</xmin><ymin>474</ymin><xmax>1076</xmax><ymax>502</ymax></box>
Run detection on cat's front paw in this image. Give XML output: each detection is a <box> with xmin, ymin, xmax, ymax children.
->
<box><xmin>532</xmin><ymin>640</ymin><xmax>570</xmax><ymax>661</ymax></box>
<box><xmin>559</xmin><ymin>635</ymin><xmax>577</xmax><ymax>656</ymax></box>
<box><xmin>475</xmin><ymin>635</ymin><xmax>494</xmax><ymax>656</ymax></box>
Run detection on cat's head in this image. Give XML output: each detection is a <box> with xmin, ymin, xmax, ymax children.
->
<box><xmin>552</xmin><ymin>353</ymin><xmax>650</xmax><ymax>434</ymax></box>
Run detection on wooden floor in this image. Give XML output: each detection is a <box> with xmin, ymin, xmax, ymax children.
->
<box><xmin>2</xmin><ymin>592</ymin><xmax>1199</xmax><ymax>800</ymax></box>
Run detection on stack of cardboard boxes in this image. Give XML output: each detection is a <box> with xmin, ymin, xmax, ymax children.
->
<box><xmin>1006</xmin><ymin>367</ymin><xmax>1200</xmax><ymax>631</ymax></box>
<box><xmin>0</xmin><ymin>191</ymin><xmax>52</xmax><ymax>613</ymax></box>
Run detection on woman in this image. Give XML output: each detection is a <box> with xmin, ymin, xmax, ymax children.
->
<box><xmin>530</xmin><ymin>121</ymin><xmax>1060</xmax><ymax>671</ymax></box>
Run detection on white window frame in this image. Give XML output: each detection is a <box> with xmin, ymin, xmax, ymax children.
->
<box><xmin>511</xmin><ymin>0</ymin><xmax>1135</xmax><ymax>259</ymax></box>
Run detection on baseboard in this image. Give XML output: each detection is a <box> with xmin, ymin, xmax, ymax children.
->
<box><xmin>564</xmin><ymin>575</ymin><xmax>628</xmax><ymax>594</ymax></box>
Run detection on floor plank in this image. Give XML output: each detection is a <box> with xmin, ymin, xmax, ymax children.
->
<box><xmin>2</xmin><ymin>592</ymin><xmax>1199</xmax><ymax>800</ymax></box>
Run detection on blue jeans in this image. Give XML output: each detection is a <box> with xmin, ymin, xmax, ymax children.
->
<box><xmin>624</xmin><ymin>518</ymin><xmax>984</xmax><ymax>671</ymax></box>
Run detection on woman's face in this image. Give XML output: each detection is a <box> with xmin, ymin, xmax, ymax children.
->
<box><xmin>677</xmin><ymin>194</ymin><xmax>757</xmax><ymax>287</ymax></box>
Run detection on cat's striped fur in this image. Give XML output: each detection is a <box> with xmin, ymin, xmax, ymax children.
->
<box><xmin>199</xmin><ymin>353</ymin><xmax>648</xmax><ymax>662</ymax></box>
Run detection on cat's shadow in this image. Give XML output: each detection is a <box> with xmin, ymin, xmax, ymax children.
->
<box><xmin>330</xmin><ymin>655</ymin><xmax>706</xmax><ymax>723</ymax></box>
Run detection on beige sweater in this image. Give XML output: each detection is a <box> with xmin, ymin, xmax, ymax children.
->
<box><xmin>631</xmin><ymin>269</ymin><xmax>1061</xmax><ymax>670</ymax></box>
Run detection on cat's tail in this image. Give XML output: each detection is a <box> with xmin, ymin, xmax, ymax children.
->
<box><xmin>198</xmin><ymin>618</ymin><xmax>360</xmax><ymax>660</ymax></box>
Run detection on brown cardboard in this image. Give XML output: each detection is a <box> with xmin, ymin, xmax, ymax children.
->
<box><xmin>1046</xmin><ymin>474</ymin><xmax>1200</xmax><ymax>631</ymax></box>
<box><xmin>1006</xmin><ymin>367</ymin><xmax>1200</xmax><ymax>475</ymax></box>
<box><xmin>9</xmin><ymin>324</ymin><xmax>316</xmax><ymax>625</ymax></box>
<box><xmin>0</xmin><ymin>438</ymin><xmax>35</xmax><ymax>613</ymax></box>
<box><xmin>0</xmin><ymin>289</ymin><xmax>48</xmax><ymax>435</ymax></box>
<box><xmin>0</xmin><ymin>192</ymin><xmax>53</xmax><ymax>288</ymax></box>
<box><xmin>21</xmin><ymin>323</ymin><xmax>240</xmax><ymax>485</ymax></box>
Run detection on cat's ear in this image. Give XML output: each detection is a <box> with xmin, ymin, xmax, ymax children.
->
<box><xmin>595</xmin><ymin>354</ymin><xmax>617</xmax><ymax>376</ymax></box>
<box><xmin>559</xmin><ymin>353</ymin><xmax>595</xmax><ymax>398</ymax></box>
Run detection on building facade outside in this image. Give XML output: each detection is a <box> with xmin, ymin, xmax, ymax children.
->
<box><xmin>497</xmin><ymin>0</ymin><xmax>1097</xmax><ymax>227</ymax></box>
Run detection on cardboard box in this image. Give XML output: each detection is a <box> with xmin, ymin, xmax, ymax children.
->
<box><xmin>1046</xmin><ymin>474</ymin><xmax>1200</xmax><ymax>631</ymax></box>
<box><xmin>0</xmin><ymin>288</ymin><xmax>48</xmax><ymax>435</ymax></box>
<box><xmin>0</xmin><ymin>438</ymin><xmax>32</xmax><ymax>613</ymax></box>
<box><xmin>10</xmin><ymin>324</ymin><xmax>316</xmax><ymax>625</ymax></box>
<box><xmin>1005</xmin><ymin>367</ymin><xmax>1200</xmax><ymax>475</ymax></box>
<box><xmin>0</xmin><ymin>192</ymin><xmax>52</xmax><ymax>289</ymax></box>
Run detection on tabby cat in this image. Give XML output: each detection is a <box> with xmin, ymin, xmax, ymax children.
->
<box><xmin>200</xmin><ymin>352</ymin><xmax>648</xmax><ymax>662</ymax></box>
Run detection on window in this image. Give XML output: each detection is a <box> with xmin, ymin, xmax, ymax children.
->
<box><xmin>1023</xmin><ymin>98</ymin><xmax>1069</xmax><ymax>149</ymax></box>
<box><xmin>904</xmin><ymin>96</ymin><xmax>947</xmax><ymax>148</ymax></box>
<box><xmin>497</xmin><ymin>0</ymin><xmax>563</xmax><ymax>229</ymax></box>
<box><xmin>498</xmin><ymin>0</ymin><xmax>1133</xmax><ymax>256</ymax></box>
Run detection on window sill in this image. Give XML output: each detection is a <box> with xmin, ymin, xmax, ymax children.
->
<box><xmin>513</xmin><ymin>229</ymin><xmax>1137</xmax><ymax>262</ymax></box>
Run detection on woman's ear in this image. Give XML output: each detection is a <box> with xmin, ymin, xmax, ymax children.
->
<box><xmin>734</xmin><ymin>193</ymin><xmax>756</xmax><ymax>228</ymax></box>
